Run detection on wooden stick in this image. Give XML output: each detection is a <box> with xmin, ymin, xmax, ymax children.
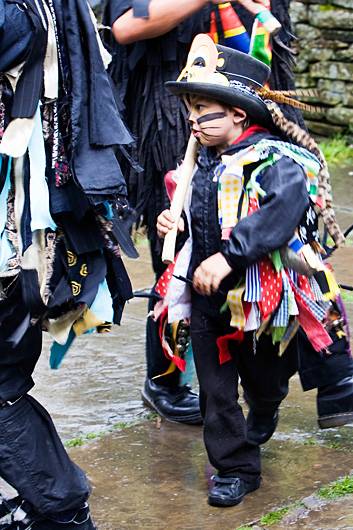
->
<box><xmin>162</xmin><ymin>134</ymin><xmax>198</xmax><ymax>264</ymax></box>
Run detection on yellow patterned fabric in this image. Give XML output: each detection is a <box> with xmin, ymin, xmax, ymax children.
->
<box><xmin>73</xmin><ymin>307</ymin><xmax>105</xmax><ymax>336</ymax></box>
<box><xmin>227</xmin><ymin>286</ymin><xmax>246</xmax><ymax>328</ymax></box>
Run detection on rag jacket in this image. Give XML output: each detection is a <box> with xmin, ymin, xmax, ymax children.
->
<box><xmin>155</xmin><ymin>130</ymin><xmax>349</xmax><ymax>368</ymax></box>
<box><xmin>0</xmin><ymin>0</ymin><xmax>135</xmax><ymax>367</ymax></box>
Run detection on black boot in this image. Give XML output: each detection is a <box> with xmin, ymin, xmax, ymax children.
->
<box><xmin>317</xmin><ymin>376</ymin><xmax>353</xmax><ymax>429</ymax></box>
<box><xmin>141</xmin><ymin>379</ymin><xmax>202</xmax><ymax>424</ymax></box>
<box><xmin>246</xmin><ymin>409</ymin><xmax>279</xmax><ymax>445</ymax></box>
<box><xmin>208</xmin><ymin>475</ymin><xmax>261</xmax><ymax>507</ymax></box>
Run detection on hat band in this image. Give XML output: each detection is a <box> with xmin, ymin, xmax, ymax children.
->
<box><xmin>221</xmin><ymin>71</ymin><xmax>264</xmax><ymax>88</ymax></box>
<box><xmin>228</xmin><ymin>79</ymin><xmax>264</xmax><ymax>104</ymax></box>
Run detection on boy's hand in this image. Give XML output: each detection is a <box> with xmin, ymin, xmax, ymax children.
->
<box><xmin>157</xmin><ymin>209</ymin><xmax>185</xmax><ymax>239</ymax></box>
<box><xmin>193</xmin><ymin>252</ymin><xmax>232</xmax><ymax>296</ymax></box>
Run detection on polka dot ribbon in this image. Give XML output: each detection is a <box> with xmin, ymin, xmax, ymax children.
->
<box><xmin>155</xmin><ymin>261</ymin><xmax>176</xmax><ymax>298</ymax></box>
<box><xmin>258</xmin><ymin>257</ymin><xmax>283</xmax><ymax>318</ymax></box>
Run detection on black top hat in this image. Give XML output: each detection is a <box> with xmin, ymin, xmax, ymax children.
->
<box><xmin>166</xmin><ymin>34</ymin><xmax>272</xmax><ymax>127</ymax></box>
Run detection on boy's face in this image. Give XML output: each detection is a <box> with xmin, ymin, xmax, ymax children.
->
<box><xmin>186</xmin><ymin>95</ymin><xmax>247</xmax><ymax>151</ymax></box>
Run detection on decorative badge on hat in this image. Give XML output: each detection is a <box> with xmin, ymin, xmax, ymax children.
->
<box><xmin>177</xmin><ymin>34</ymin><xmax>229</xmax><ymax>87</ymax></box>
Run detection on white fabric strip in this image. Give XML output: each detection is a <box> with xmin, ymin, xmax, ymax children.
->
<box><xmin>28</xmin><ymin>106</ymin><xmax>56</xmax><ymax>231</ymax></box>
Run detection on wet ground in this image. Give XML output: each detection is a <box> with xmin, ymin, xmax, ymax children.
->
<box><xmin>6</xmin><ymin>166</ymin><xmax>353</xmax><ymax>528</ymax></box>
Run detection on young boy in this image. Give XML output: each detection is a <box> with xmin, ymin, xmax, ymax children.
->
<box><xmin>156</xmin><ymin>34</ymin><xmax>347</xmax><ymax>507</ymax></box>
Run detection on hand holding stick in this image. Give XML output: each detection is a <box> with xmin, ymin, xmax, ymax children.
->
<box><xmin>161</xmin><ymin>134</ymin><xmax>199</xmax><ymax>264</ymax></box>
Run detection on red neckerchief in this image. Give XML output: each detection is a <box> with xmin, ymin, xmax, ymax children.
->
<box><xmin>232</xmin><ymin>125</ymin><xmax>269</xmax><ymax>145</ymax></box>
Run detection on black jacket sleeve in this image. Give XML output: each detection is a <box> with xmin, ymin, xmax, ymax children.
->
<box><xmin>221</xmin><ymin>155</ymin><xmax>309</xmax><ymax>270</ymax></box>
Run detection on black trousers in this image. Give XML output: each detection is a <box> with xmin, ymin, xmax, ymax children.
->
<box><xmin>145</xmin><ymin>241</ymin><xmax>181</xmax><ymax>387</ymax></box>
<box><xmin>0</xmin><ymin>279</ymin><xmax>90</xmax><ymax>519</ymax></box>
<box><xmin>297</xmin><ymin>329</ymin><xmax>353</xmax><ymax>391</ymax></box>
<box><xmin>190</xmin><ymin>307</ymin><xmax>298</xmax><ymax>479</ymax></box>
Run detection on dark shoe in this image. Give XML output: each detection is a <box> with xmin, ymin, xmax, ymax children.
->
<box><xmin>317</xmin><ymin>376</ymin><xmax>353</xmax><ymax>429</ymax></box>
<box><xmin>208</xmin><ymin>475</ymin><xmax>261</xmax><ymax>507</ymax></box>
<box><xmin>246</xmin><ymin>409</ymin><xmax>279</xmax><ymax>445</ymax></box>
<box><xmin>141</xmin><ymin>379</ymin><xmax>202</xmax><ymax>424</ymax></box>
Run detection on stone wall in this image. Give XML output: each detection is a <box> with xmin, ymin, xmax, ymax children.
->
<box><xmin>290</xmin><ymin>0</ymin><xmax>353</xmax><ymax>137</ymax></box>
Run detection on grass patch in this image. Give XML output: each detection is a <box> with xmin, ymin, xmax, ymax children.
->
<box><xmin>65</xmin><ymin>431</ymin><xmax>105</xmax><ymax>448</ymax></box>
<box><xmin>318</xmin><ymin>475</ymin><xmax>353</xmax><ymax>499</ymax></box>
<box><xmin>303</xmin><ymin>437</ymin><xmax>319</xmax><ymax>446</ymax></box>
<box><xmin>65</xmin><ymin>412</ymin><xmax>160</xmax><ymax>448</ymax></box>
<box><xmin>318</xmin><ymin>4</ymin><xmax>334</xmax><ymax>10</ymax></box>
<box><xmin>240</xmin><ymin>476</ymin><xmax>353</xmax><ymax>529</ymax></box>
<box><xmin>319</xmin><ymin>136</ymin><xmax>353</xmax><ymax>166</ymax></box>
<box><xmin>325</xmin><ymin>441</ymin><xmax>343</xmax><ymax>450</ymax></box>
<box><xmin>65</xmin><ymin>437</ymin><xmax>86</xmax><ymax>448</ymax></box>
<box><xmin>112</xmin><ymin>421</ymin><xmax>134</xmax><ymax>430</ymax></box>
<box><xmin>260</xmin><ymin>506</ymin><xmax>290</xmax><ymax>526</ymax></box>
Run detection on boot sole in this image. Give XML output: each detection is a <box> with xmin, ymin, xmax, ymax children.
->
<box><xmin>208</xmin><ymin>480</ymin><xmax>261</xmax><ymax>507</ymax></box>
<box><xmin>141</xmin><ymin>390</ymin><xmax>203</xmax><ymax>425</ymax></box>
<box><xmin>318</xmin><ymin>411</ymin><xmax>353</xmax><ymax>429</ymax></box>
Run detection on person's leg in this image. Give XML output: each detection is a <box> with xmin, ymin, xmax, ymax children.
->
<box><xmin>0</xmin><ymin>279</ymin><xmax>95</xmax><ymax>529</ymax></box>
<box><xmin>191</xmin><ymin>308</ymin><xmax>261</xmax><ymax>506</ymax></box>
<box><xmin>238</xmin><ymin>332</ymin><xmax>299</xmax><ymax>445</ymax></box>
<box><xmin>297</xmin><ymin>329</ymin><xmax>353</xmax><ymax>428</ymax></box>
<box><xmin>142</xmin><ymin>241</ymin><xmax>201</xmax><ymax>424</ymax></box>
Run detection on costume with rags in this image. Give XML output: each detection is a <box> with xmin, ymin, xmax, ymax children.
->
<box><xmin>103</xmin><ymin>0</ymin><xmax>312</xmax><ymax>421</ymax></box>
<box><xmin>0</xmin><ymin>1</ymin><xmax>134</xmax><ymax>528</ymax></box>
<box><xmin>161</xmin><ymin>34</ymin><xmax>350</xmax><ymax>505</ymax></box>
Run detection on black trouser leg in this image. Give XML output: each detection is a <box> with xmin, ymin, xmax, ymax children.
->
<box><xmin>191</xmin><ymin>307</ymin><xmax>300</xmax><ymax>478</ymax></box>
<box><xmin>145</xmin><ymin>239</ymin><xmax>181</xmax><ymax>388</ymax></box>
<box><xmin>297</xmin><ymin>329</ymin><xmax>353</xmax><ymax>391</ymax></box>
<box><xmin>146</xmin><ymin>293</ymin><xmax>181</xmax><ymax>387</ymax></box>
<box><xmin>0</xmin><ymin>395</ymin><xmax>90</xmax><ymax>517</ymax></box>
<box><xmin>191</xmin><ymin>308</ymin><xmax>260</xmax><ymax>480</ymax></box>
<box><xmin>0</xmin><ymin>279</ymin><xmax>90</xmax><ymax>520</ymax></box>
<box><xmin>239</xmin><ymin>333</ymin><xmax>299</xmax><ymax>415</ymax></box>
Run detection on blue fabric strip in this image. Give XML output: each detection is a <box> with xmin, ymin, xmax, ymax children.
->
<box><xmin>244</xmin><ymin>263</ymin><xmax>261</xmax><ymax>302</ymax></box>
<box><xmin>0</xmin><ymin>156</ymin><xmax>13</xmax><ymax>272</ymax></box>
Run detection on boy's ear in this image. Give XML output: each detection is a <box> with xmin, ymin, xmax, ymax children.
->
<box><xmin>231</xmin><ymin>107</ymin><xmax>247</xmax><ymax>125</ymax></box>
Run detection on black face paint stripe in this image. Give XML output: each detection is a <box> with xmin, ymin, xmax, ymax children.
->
<box><xmin>197</xmin><ymin>112</ymin><xmax>226</xmax><ymax>124</ymax></box>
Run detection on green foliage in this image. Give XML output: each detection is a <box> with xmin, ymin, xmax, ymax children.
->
<box><xmin>319</xmin><ymin>136</ymin><xmax>353</xmax><ymax>166</ymax></box>
<box><xmin>325</xmin><ymin>441</ymin><xmax>343</xmax><ymax>450</ymax></box>
<box><xmin>318</xmin><ymin>4</ymin><xmax>334</xmax><ymax>10</ymax></box>
<box><xmin>303</xmin><ymin>437</ymin><xmax>318</xmax><ymax>446</ymax></box>
<box><xmin>145</xmin><ymin>411</ymin><xmax>159</xmax><ymax>421</ymax></box>
<box><xmin>65</xmin><ymin>412</ymin><xmax>159</xmax><ymax>448</ymax></box>
<box><xmin>112</xmin><ymin>421</ymin><xmax>132</xmax><ymax>430</ymax></box>
<box><xmin>318</xmin><ymin>475</ymin><xmax>353</xmax><ymax>499</ymax></box>
<box><xmin>236</xmin><ymin>526</ymin><xmax>254</xmax><ymax>530</ymax></box>
<box><xmin>260</xmin><ymin>507</ymin><xmax>290</xmax><ymax>526</ymax></box>
<box><xmin>65</xmin><ymin>437</ymin><xmax>85</xmax><ymax>448</ymax></box>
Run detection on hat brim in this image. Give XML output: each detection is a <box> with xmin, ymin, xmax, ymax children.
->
<box><xmin>165</xmin><ymin>81</ymin><xmax>272</xmax><ymax>128</ymax></box>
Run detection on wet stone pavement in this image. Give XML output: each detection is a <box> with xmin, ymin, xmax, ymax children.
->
<box><xmin>17</xmin><ymin>167</ymin><xmax>353</xmax><ymax>527</ymax></box>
